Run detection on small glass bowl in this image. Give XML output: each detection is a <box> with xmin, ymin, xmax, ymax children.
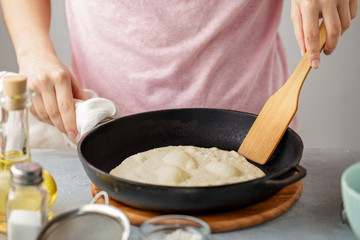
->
<box><xmin>139</xmin><ymin>214</ymin><xmax>211</xmax><ymax>240</ymax></box>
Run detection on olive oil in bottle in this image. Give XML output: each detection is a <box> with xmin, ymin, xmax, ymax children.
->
<box><xmin>0</xmin><ymin>74</ymin><xmax>57</xmax><ymax>233</ymax></box>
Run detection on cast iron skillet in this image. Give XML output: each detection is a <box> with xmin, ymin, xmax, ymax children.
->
<box><xmin>78</xmin><ymin>108</ymin><xmax>306</xmax><ymax>213</ymax></box>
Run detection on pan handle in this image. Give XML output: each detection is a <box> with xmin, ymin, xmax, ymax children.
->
<box><xmin>263</xmin><ymin>165</ymin><xmax>306</xmax><ymax>188</ymax></box>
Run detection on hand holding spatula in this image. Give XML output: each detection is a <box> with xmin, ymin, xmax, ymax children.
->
<box><xmin>239</xmin><ymin>22</ymin><xmax>327</xmax><ymax>165</ymax></box>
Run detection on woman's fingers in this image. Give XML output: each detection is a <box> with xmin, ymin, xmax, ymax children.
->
<box><xmin>33</xmin><ymin>72</ymin><xmax>67</xmax><ymax>133</ymax></box>
<box><xmin>25</xmin><ymin>62</ymin><xmax>80</xmax><ymax>138</ymax></box>
<box><xmin>322</xmin><ymin>6</ymin><xmax>342</xmax><ymax>56</ymax></box>
<box><xmin>337</xmin><ymin>1</ymin><xmax>352</xmax><ymax>35</ymax></box>
<box><xmin>301</xmin><ymin>0</ymin><xmax>321</xmax><ymax>68</ymax></box>
<box><xmin>350</xmin><ymin>0</ymin><xmax>359</xmax><ymax>19</ymax></box>
<box><xmin>71</xmin><ymin>76</ymin><xmax>90</xmax><ymax>101</ymax></box>
<box><xmin>291</xmin><ymin>0</ymin><xmax>306</xmax><ymax>56</ymax></box>
<box><xmin>30</xmin><ymin>93</ymin><xmax>52</xmax><ymax>125</ymax></box>
<box><xmin>291</xmin><ymin>0</ymin><xmax>358</xmax><ymax>68</ymax></box>
<box><xmin>55</xmin><ymin>72</ymin><xmax>77</xmax><ymax>138</ymax></box>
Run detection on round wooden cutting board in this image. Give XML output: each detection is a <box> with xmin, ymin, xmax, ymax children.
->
<box><xmin>90</xmin><ymin>181</ymin><xmax>303</xmax><ymax>233</ymax></box>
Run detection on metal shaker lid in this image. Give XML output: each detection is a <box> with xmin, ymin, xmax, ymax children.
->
<box><xmin>10</xmin><ymin>162</ymin><xmax>43</xmax><ymax>186</ymax></box>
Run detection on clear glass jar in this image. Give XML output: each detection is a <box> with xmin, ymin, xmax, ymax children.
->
<box><xmin>139</xmin><ymin>215</ymin><xmax>211</xmax><ymax>240</ymax></box>
<box><xmin>0</xmin><ymin>88</ymin><xmax>33</xmax><ymax>167</ymax></box>
<box><xmin>6</xmin><ymin>162</ymin><xmax>49</xmax><ymax>240</ymax></box>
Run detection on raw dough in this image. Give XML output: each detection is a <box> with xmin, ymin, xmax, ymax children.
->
<box><xmin>110</xmin><ymin>146</ymin><xmax>265</xmax><ymax>186</ymax></box>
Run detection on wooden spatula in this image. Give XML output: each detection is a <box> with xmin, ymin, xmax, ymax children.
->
<box><xmin>239</xmin><ymin>22</ymin><xmax>327</xmax><ymax>165</ymax></box>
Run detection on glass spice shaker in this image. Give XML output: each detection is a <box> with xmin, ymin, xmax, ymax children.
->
<box><xmin>6</xmin><ymin>162</ymin><xmax>49</xmax><ymax>240</ymax></box>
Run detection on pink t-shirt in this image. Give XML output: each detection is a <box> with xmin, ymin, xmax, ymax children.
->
<box><xmin>65</xmin><ymin>0</ymin><xmax>295</xmax><ymax>127</ymax></box>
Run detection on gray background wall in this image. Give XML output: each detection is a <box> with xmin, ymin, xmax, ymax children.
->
<box><xmin>1</xmin><ymin>1</ymin><xmax>359</xmax><ymax>149</ymax></box>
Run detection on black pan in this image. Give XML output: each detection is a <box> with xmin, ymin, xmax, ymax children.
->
<box><xmin>78</xmin><ymin>108</ymin><xmax>306</xmax><ymax>213</ymax></box>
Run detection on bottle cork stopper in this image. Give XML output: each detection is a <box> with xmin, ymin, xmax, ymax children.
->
<box><xmin>2</xmin><ymin>74</ymin><xmax>28</xmax><ymax>110</ymax></box>
<box><xmin>3</xmin><ymin>74</ymin><xmax>27</xmax><ymax>96</ymax></box>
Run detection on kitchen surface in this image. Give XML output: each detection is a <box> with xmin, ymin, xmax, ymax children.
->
<box><xmin>0</xmin><ymin>147</ymin><xmax>358</xmax><ymax>240</ymax></box>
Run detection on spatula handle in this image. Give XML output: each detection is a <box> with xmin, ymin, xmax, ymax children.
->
<box><xmin>286</xmin><ymin>22</ymin><xmax>327</xmax><ymax>92</ymax></box>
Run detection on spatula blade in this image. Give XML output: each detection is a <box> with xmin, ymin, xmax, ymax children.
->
<box><xmin>238</xmin><ymin>87</ymin><xmax>299</xmax><ymax>164</ymax></box>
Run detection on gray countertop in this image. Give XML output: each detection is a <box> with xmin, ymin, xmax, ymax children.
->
<box><xmin>0</xmin><ymin>148</ymin><xmax>359</xmax><ymax>240</ymax></box>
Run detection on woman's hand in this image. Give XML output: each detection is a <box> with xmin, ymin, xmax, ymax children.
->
<box><xmin>18</xmin><ymin>52</ymin><xmax>90</xmax><ymax>138</ymax></box>
<box><xmin>291</xmin><ymin>0</ymin><xmax>358</xmax><ymax>69</ymax></box>
<box><xmin>2</xmin><ymin>0</ymin><xmax>89</xmax><ymax>138</ymax></box>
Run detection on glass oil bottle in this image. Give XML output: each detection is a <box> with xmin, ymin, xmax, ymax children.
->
<box><xmin>0</xmin><ymin>74</ymin><xmax>57</xmax><ymax>233</ymax></box>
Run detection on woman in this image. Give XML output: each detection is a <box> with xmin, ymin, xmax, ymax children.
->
<box><xmin>0</xmin><ymin>0</ymin><xmax>358</xmax><ymax>140</ymax></box>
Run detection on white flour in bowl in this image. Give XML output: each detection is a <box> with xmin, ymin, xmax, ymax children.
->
<box><xmin>163</xmin><ymin>229</ymin><xmax>203</xmax><ymax>240</ymax></box>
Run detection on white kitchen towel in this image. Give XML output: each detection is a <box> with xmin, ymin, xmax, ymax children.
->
<box><xmin>69</xmin><ymin>89</ymin><xmax>120</xmax><ymax>146</ymax></box>
<box><xmin>0</xmin><ymin>71</ymin><xmax>120</xmax><ymax>148</ymax></box>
